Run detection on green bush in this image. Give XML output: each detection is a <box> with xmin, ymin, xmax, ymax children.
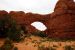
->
<box><xmin>7</xmin><ymin>28</ymin><xmax>22</xmax><ymax>42</ymax></box>
<box><xmin>32</xmin><ymin>31</ymin><xmax>47</xmax><ymax>37</ymax></box>
<box><xmin>38</xmin><ymin>46</ymin><xmax>56</xmax><ymax>50</ymax></box>
<box><xmin>64</xmin><ymin>45</ymin><xmax>74</xmax><ymax>50</ymax></box>
<box><xmin>13</xmin><ymin>47</ymin><xmax>18</xmax><ymax>50</ymax></box>
<box><xmin>0</xmin><ymin>15</ymin><xmax>24</xmax><ymax>42</ymax></box>
<box><xmin>0</xmin><ymin>39</ymin><xmax>14</xmax><ymax>50</ymax></box>
<box><xmin>7</xmin><ymin>20</ymin><xmax>22</xmax><ymax>42</ymax></box>
<box><xmin>49</xmin><ymin>47</ymin><xmax>56</xmax><ymax>50</ymax></box>
<box><xmin>0</xmin><ymin>39</ymin><xmax>18</xmax><ymax>50</ymax></box>
<box><xmin>39</xmin><ymin>47</ymin><xmax>50</xmax><ymax>50</ymax></box>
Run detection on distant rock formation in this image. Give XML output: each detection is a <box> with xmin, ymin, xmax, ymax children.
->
<box><xmin>0</xmin><ymin>0</ymin><xmax>75</xmax><ymax>38</ymax></box>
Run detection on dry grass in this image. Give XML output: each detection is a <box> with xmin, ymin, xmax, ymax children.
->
<box><xmin>0</xmin><ymin>36</ymin><xmax>75</xmax><ymax>50</ymax></box>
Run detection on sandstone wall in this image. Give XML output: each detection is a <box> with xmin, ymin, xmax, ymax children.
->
<box><xmin>0</xmin><ymin>0</ymin><xmax>75</xmax><ymax>38</ymax></box>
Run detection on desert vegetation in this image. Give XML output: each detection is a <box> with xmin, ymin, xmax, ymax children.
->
<box><xmin>0</xmin><ymin>15</ymin><xmax>26</xmax><ymax>42</ymax></box>
<box><xmin>0</xmin><ymin>38</ymin><xmax>18</xmax><ymax>50</ymax></box>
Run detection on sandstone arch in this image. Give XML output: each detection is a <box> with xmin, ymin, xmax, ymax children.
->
<box><xmin>0</xmin><ymin>0</ymin><xmax>75</xmax><ymax>38</ymax></box>
<box><xmin>8</xmin><ymin>11</ymin><xmax>51</xmax><ymax>33</ymax></box>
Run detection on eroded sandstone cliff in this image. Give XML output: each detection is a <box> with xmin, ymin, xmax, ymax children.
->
<box><xmin>0</xmin><ymin>0</ymin><xmax>75</xmax><ymax>38</ymax></box>
<box><xmin>48</xmin><ymin>0</ymin><xmax>75</xmax><ymax>38</ymax></box>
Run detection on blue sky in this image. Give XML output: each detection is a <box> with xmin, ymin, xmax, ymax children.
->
<box><xmin>0</xmin><ymin>0</ymin><xmax>58</xmax><ymax>14</ymax></box>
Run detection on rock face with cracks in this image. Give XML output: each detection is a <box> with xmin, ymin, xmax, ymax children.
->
<box><xmin>49</xmin><ymin>0</ymin><xmax>75</xmax><ymax>38</ymax></box>
<box><xmin>0</xmin><ymin>0</ymin><xmax>75</xmax><ymax>38</ymax></box>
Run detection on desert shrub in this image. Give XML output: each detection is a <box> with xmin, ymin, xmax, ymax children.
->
<box><xmin>0</xmin><ymin>16</ymin><xmax>10</xmax><ymax>37</ymax></box>
<box><xmin>32</xmin><ymin>31</ymin><xmax>47</xmax><ymax>37</ymax></box>
<box><xmin>0</xmin><ymin>47</ymin><xmax>2</xmax><ymax>50</ymax></box>
<box><xmin>49</xmin><ymin>47</ymin><xmax>56</xmax><ymax>50</ymax></box>
<box><xmin>53</xmin><ymin>45</ymin><xmax>58</xmax><ymax>48</ymax></box>
<box><xmin>0</xmin><ymin>38</ymin><xmax>14</xmax><ymax>50</ymax></box>
<box><xmin>0</xmin><ymin>15</ymin><xmax>24</xmax><ymax>42</ymax></box>
<box><xmin>0</xmin><ymin>38</ymin><xmax>18</xmax><ymax>50</ymax></box>
<box><xmin>7</xmin><ymin>19</ymin><xmax>22</xmax><ymax>42</ymax></box>
<box><xmin>64</xmin><ymin>45</ymin><xmax>74</xmax><ymax>50</ymax></box>
<box><xmin>38</xmin><ymin>45</ymin><xmax>45</xmax><ymax>50</ymax></box>
<box><xmin>40</xmin><ymin>39</ymin><xmax>47</xmax><ymax>42</ymax></box>
<box><xmin>40</xmin><ymin>47</ymin><xmax>50</xmax><ymax>50</ymax></box>
<box><xmin>20</xmin><ymin>25</ymin><xmax>28</xmax><ymax>34</ymax></box>
<box><xmin>38</xmin><ymin>46</ymin><xmax>56</xmax><ymax>50</ymax></box>
<box><xmin>7</xmin><ymin>27</ymin><xmax>22</xmax><ymax>42</ymax></box>
<box><xmin>13</xmin><ymin>47</ymin><xmax>18</xmax><ymax>50</ymax></box>
<box><xmin>32</xmin><ymin>40</ymin><xmax>37</xmax><ymax>43</ymax></box>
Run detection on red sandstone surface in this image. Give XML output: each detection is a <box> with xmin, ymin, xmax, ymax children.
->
<box><xmin>0</xmin><ymin>0</ymin><xmax>75</xmax><ymax>38</ymax></box>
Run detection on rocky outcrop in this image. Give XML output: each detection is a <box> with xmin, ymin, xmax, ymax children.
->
<box><xmin>0</xmin><ymin>0</ymin><xmax>75</xmax><ymax>38</ymax></box>
<box><xmin>0</xmin><ymin>10</ymin><xmax>8</xmax><ymax>19</ymax></box>
<box><xmin>47</xmin><ymin>0</ymin><xmax>75</xmax><ymax>38</ymax></box>
<box><xmin>8</xmin><ymin>11</ymin><xmax>51</xmax><ymax>33</ymax></box>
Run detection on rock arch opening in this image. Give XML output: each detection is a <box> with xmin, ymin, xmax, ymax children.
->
<box><xmin>31</xmin><ymin>21</ymin><xmax>47</xmax><ymax>31</ymax></box>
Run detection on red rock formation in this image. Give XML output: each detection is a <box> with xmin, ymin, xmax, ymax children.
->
<box><xmin>9</xmin><ymin>11</ymin><xmax>51</xmax><ymax>33</ymax></box>
<box><xmin>48</xmin><ymin>0</ymin><xmax>75</xmax><ymax>38</ymax></box>
<box><xmin>0</xmin><ymin>10</ymin><xmax>8</xmax><ymax>19</ymax></box>
<box><xmin>0</xmin><ymin>0</ymin><xmax>75</xmax><ymax>38</ymax></box>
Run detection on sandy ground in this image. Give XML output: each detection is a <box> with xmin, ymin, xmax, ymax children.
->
<box><xmin>0</xmin><ymin>36</ymin><xmax>75</xmax><ymax>50</ymax></box>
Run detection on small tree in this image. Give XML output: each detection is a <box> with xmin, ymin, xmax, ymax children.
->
<box><xmin>0</xmin><ymin>38</ymin><xmax>14</xmax><ymax>50</ymax></box>
<box><xmin>0</xmin><ymin>14</ymin><xmax>23</xmax><ymax>42</ymax></box>
<box><xmin>64</xmin><ymin>45</ymin><xmax>74</xmax><ymax>50</ymax></box>
<box><xmin>13</xmin><ymin>47</ymin><xmax>18</xmax><ymax>50</ymax></box>
<box><xmin>32</xmin><ymin>31</ymin><xmax>47</xmax><ymax>37</ymax></box>
<box><xmin>7</xmin><ymin>21</ymin><xmax>22</xmax><ymax>42</ymax></box>
<box><xmin>0</xmin><ymin>38</ymin><xmax>18</xmax><ymax>50</ymax></box>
